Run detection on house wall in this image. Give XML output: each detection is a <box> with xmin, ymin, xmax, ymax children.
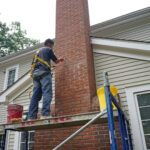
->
<box><xmin>109</xmin><ymin>22</ymin><xmax>150</xmax><ymax>42</ymax></box>
<box><xmin>13</xmin><ymin>85</ymin><xmax>33</xmax><ymax>110</ymax></box>
<box><xmin>1</xmin><ymin>2</ymin><xmax>150</xmax><ymax>150</ymax></box>
<box><xmin>0</xmin><ymin>105</ymin><xmax>7</xmax><ymax>124</ymax></box>
<box><xmin>93</xmin><ymin>52</ymin><xmax>150</xmax><ymax>148</ymax></box>
<box><xmin>93</xmin><ymin>52</ymin><xmax>150</xmax><ymax>116</ymax></box>
<box><xmin>0</xmin><ymin>66</ymin><xmax>7</xmax><ymax>93</ymax></box>
<box><xmin>34</xmin><ymin>122</ymin><xmax>122</xmax><ymax>150</ymax></box>
<box><xmin>18</xmin><ymin>57</ymin><xmax>32</xmax><ymax>78</ymax></box>
<box><xmin>0</xmin><ymin>55</ymin><xmax>33</xmax><ymax>93</ymax></box>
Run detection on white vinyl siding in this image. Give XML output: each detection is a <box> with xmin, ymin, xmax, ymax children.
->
<box><xmin>18</xmin><ymin>57</ymin><xmax>32</xmax><ymax>78</ymax></box>
<box><xmin>13</xmin><ymin>86</ymin><xmax>33</xmax><ymax>110</ymax></box>
<box><xmin>0</xmin><ymin>105</ymin><xmax>7</xmax><ymax>124</ymax></box>
<box><xmin>109</xmin><ymin>22</ymin><xmax>150</xmax><ymax>42</ymax></box>
<box><xmin>0</xmin><ymin>67</ymin><xmax>6</xmax><ymax>93</ymax></box>
<box><xmin>7</xmin><ymin>131</ymin><xmax>15</xmax><ymax>150</ymax></box>
<box><xmin>93</xmin><ymin>52</ymin><xmax>150</xmax><ymax>116</ymax></box>
<box><xmin>0</xmin><ymin>56</ymin><xmax>33</xmax><ymax>93</ymax></box>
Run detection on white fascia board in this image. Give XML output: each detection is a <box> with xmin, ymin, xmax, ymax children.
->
<box><xmin>0</xmin><ymin>49</ymin><xmax>37</xmax><ymax>65</ymax></box>
<box><xmin>93</xmin><ymin>49</ymin><xmax>150</xmax><ymax>61</ymax></box>
<box><xmin>0</xmin><ymin>73</ymin><xmax>30</xmax><ymax>102</ymax></box>
<box><xmin>91</xmin><ymin>38</ymin><xmax>150</xmax><ymax>52</ymax></box>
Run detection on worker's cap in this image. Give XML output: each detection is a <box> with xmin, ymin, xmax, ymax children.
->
<box><xmin>44</xmin><ymin>39</ymin><xmax>54</xmax><ymax>45</ymax></box>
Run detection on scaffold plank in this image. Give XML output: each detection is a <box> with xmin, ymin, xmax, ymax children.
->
<box><xmin>0</xmin><ymin>111</ymin><xmax>118</xmax><ymax>131</ymax></box>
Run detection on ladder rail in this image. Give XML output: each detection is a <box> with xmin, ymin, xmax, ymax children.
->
<box><xmin>104</xmin><ymin>72</ymin><xmax>133</xmax><ymax>150</ymax></box>
<box><xmin>122</xmin><ymin>115</ymin><xmax>129</xmax><ymax>150</ymax></box>
<box><xmin>104</xmin><ymin>85</ymin><xmax>118</xmax><ymax>150</ymax></box>
<box><xmin>110</xmin><ymin>93</ymin><xmax>128</xmax><ymax>123</ymax></box>
<box><xmin>118</xmin><ymin>110</ymin><xmax>126</xmax><ymax>150</ymax></box>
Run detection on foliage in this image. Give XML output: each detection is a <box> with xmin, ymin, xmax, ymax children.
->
<box><xmin>0</xmin><ymin>21</ymin><xmax>39</xmax><ymax>57</ymax></box>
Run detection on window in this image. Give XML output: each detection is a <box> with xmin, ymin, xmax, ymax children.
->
<box><xmin>0</xmin><ymin>134</ymin><xmax>4</xmax><ymax>149</ymax></box>
<box><xmin>7</xmin><ymin>69</ymin><xmax>16</xmax><ymax>88</ymax></box>
<box><xmin>126</xmin><ymin>85</ymin><xmax>150</xmax><ymax>150</ymax></box>
<box><xmin>4</xmin><ymin>65</ymin><xmax>19</xmax><ymax>90</ymax></box>
<box><xmin>20</xmin><ymin>131</ymin><xmax>34</xmax><ymax>150</ymax></box>
<box><xmin>136</xmin><ymin>92</ymin><xmax>150</xmax><ymax>150</ymax></box>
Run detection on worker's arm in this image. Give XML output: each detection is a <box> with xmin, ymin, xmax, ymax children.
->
<box><xmin>49</xmin><ymin>48</ymin><xmax>64</xmax><ymax>64</ymax></box>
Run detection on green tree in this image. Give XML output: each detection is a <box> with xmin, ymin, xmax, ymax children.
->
<box><xmin>0</xmin><ymin>21</ymin><xmax>39</xmax><ymax>57</ymax></box>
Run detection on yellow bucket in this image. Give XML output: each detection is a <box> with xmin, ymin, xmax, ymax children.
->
<box><xmin>97</xmin><ymin>86</ymin><xmax>118</xmax><ymax>111</ymax></box>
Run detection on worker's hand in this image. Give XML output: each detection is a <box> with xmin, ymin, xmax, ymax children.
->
<box><xmin>59</xmin><ymin>58</ymin><xmax>64</xmax><ymax>62</ymax></box>
<box><xmin>54</xmin><ymin>57</ymin><xmax>64</xmax><ymax>64</ymax></box>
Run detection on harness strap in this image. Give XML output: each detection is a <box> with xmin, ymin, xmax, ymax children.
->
<box><xmin>35</xmin><ymin>56</ymin><xmax>51</xmax><ymax>68</ymax></box>
<box><xmin>30</xmin><ymin>50</ymin><xmax>51</xmax><ymax>78</ymax></box>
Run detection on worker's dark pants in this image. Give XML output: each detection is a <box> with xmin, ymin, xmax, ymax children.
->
<box><xmin>28</xmin><ymin>73</ymin><xmax>52</xmax><ymax>119</ymax></box>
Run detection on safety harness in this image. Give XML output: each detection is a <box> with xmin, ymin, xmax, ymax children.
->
<box><xmin>30</xmin><ymin>50</ymin><xmax>51</xmax><ymax>78</ymax></box>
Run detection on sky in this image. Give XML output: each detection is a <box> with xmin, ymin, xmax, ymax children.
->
<box><xmin>0</xmin><ymin>0</ymin><xmax>149</xmax><ymax>42</ymax></box>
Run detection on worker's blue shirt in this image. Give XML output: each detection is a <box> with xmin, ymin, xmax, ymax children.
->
<box><xmin>35</xmin><ymin>47</ymin><xmax>57</xmax><ymax>71</ymax></box>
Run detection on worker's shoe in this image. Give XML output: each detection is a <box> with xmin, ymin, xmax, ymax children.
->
<box><xmin>40</xmin><ymin>116</ymin><xmax>52</xmax><ymax>120</ymax></box>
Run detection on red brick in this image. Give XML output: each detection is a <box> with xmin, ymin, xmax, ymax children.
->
<box><xmin>34</xmin><ymin>122</ymin><xmax>123</xmax><ymax>150</ymax></box>
<box><xmin>55</xmin><ymin>0</ymin><xmax>96</xmax><ymax>116</ymax></box>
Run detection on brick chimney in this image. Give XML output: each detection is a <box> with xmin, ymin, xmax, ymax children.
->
<box><xmin>55</xmin><ymin>0</ymin><xmax>96</xmax><ymax>116</ymax></box>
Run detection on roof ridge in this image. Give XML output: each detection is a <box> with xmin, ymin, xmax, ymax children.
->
<box><xmin>91</xmin><ymin>7</ymin><xmax>150</xmax><ymax>31</ymax></box>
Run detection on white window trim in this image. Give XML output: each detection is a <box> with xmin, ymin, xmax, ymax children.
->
<box><xmin>125</xmin><ymin>84</ymin><xmax>150</xmax><ymax>150</ymax></box>
<box><xmin>13</xmin><ymin>131</ymin><xmax>20</xmax><ymax>150</ymax></box>
<box><xmin>3</xmin><ymin>64</ymin><xmax>19</xmax><ymax>90</ymax></box>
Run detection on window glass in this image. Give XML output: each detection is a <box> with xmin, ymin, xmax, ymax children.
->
<box><xmin>137</xmin><ymin>93</ymin><xmax>150</xmax><ymax>149</ymax></box>
<box><xmin>145</xmin><ymin>135</ymin><xmax>150</xmax><ymax>149</ymax></box>
<box><xmin>20</xmin><ymin>143</ymin><xmax>25</xmax><ymax>150</ymax></box>
<box><xmin>21</xmin><ymin>132</ymin><xmax>26</xmax><ymax>143</ymax></box>
<box><xmin>29</xmin><ymin>132</ymin><xmax>35</xmax><ymax>142</ymax></box>
<box><xmin>7</xmin><ymin>69</ymin><xmax>16</xmax><ymax>88</ymax></box>
<box><xmin>142</xmin><ymin>120</ymin><xmax>150</xmax><ymax>134</ymax></box>
<box><xmin>139</xmin><ymin>107</ymin><xmax>150</xmax><ymax>120</ymax></box>
<box><xmin>137</xmin><ymin>93</ymin><xmax>150</xmax><ymax>107</ymax></box>
<box><xmin>29</xmin><ymin>143</ymin><xmax>34</xmax><ymax>150</ymax></box>
<box><xmin>20</xmin><ymin>131</ymin><xmax>34</xmax><ymax>150</ymax></box>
